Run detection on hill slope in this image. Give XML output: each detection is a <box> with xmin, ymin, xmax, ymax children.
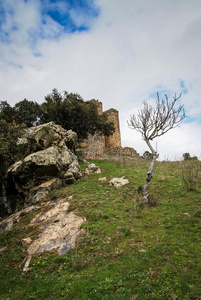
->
<box><xmin>0</xmin><ymin>159</ymin><xmax>201</xmax><ymax>299</ymax></box>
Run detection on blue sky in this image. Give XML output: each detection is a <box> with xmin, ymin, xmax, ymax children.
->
<box><xmin>0</xmin><ymin>0</ymin><xmax>201</xmax><ymax>160</ymax></box>
<box><xmin>0</xmin><ymin>0</ymin><xmax>99</xmax><ymax>44</ymax></box>
<box><xmin>41</xmin><ymin>0</ymin><xmax>99</xmax><ymax>33</ymax></box>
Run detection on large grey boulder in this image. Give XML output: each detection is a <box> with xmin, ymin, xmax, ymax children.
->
<box><xmin>5</xmin><ymin>122</ymin><xmax>81</xmax><ymax>214</ymax></box>
<box><xmin>17</xmin><ymin>121</ymin><xmax>77</xmax><ymax>152</ymax></box>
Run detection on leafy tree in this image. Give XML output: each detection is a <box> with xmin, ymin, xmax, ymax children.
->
<box><xmin>0</xmin><ymin>99</ymin><xmax>41</xmax><ymax>127</ymax></box>
<box><xmin>14</xmin><ymin>99</ymin><xmax>41</xmax><ymax>127</ymax></box>
<box><xmin>183</xmin><ymin>152</ymin><xmax>191</xmax><ymax>160</ymax></box>
<box><xmin>0</xmin><ymin>101</ymin><xmax>15</xmax><ymax>123</ymax></box>
<box><xmin>40</xmin><ymin>89</ymin><xmax>115</xmax><ymax>140</ymax></box>
<box><xmin>1</xmin><ymin>90</ymin><xmax>115</xmax><ymax>141</ymax></box>
<box><xmin>183</xmin><ymin>152</ymin><xmax>198</xmax><ymax>161</ymax></box>
<box><xmin>128</xmin><ymin>93</ymin><xmax>185</xmax><ymax>203</ymax></box>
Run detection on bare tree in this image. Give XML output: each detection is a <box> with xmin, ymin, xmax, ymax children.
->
<box><xmin>127</xmin><ymin>93</ymin><xmax>185</xmax><ymax>203</ymax></box>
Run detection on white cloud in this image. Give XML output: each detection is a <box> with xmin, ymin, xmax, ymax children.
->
<box><xmin>0</xmin><ymin>0</ymin><xmax>201</xmax><ymax>159</ymax></box>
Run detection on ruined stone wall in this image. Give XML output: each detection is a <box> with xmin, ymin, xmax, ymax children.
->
<box><xmin>79</xmin><ymin>100</ymin><xmax>138</xmax><ymax>160</ymax></box>
<box><xmin>79</xmin><ymin>100</ymin><xmax>104</xmax><ymax>159</ymax></box>
<box><xmin>105</xmin><ymin>147</ymin><xmax>140</xmax><ymax>159</ymax></box>
<box><xmin>79</xmin><ymin>132</ymin><xmax>105</xmax><ymax>159</ymax></box>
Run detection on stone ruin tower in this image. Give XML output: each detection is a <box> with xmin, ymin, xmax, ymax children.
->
<box><xmin>80</xmin><ymin>100</ymin><xmax>121</xmax><ymax>158</ymax></box>
<box><xmin>104</xmin><ymin>108</ymin><xmax>121</xmax><ymax>149</ymax></box>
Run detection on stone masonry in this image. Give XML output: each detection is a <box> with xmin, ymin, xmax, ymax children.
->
<box><xmin>79</xmin><ymin>100</ymin><xmax>139</xmax><ymax>160</ymax></box>
<box><xmin>80</xmin><ymin>101</ymin><xmax>121</xmax><ymax>159</ymax></box>
<box><xmin>104</xmin><ymin>108</ymin><xmax>121</xmax><ymax>149</ymax></box>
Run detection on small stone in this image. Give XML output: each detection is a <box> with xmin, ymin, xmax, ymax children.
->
<box><xmin>22</xmin><ymin>237</ymin><xmax>33</xmax><ymax>245</ymax></box>
<box><xmin>98</xmin><ymin>177</ymin><xmax>107</xmax><ymax>182</ymax></box>
<box><xmin>23</xmin><ymin>255</ymin><xmax>32</xmax><ymax>273</ymax></box>
<box><xmin>66</xmin><ymin>195</ymin><xmax>73</xmax><ymax>201</ymax></box>
<box><xmin>0</xmin><ymin>246</ymin><xmax>6</xmax><ymax>253</ymax></box>
<box><xmin>87</xmin><ymin>164</ymin><xmax>99</xmax><ymax>171</ymax></box>
<box><xmin>183</xmin><ymin>213</ymin><xmax>191</xmax><ymax>217</ymax></box>
<box><xmin>139</xmin><ymin>249</ymin><xmax>147</xmax><ymax>253</ymax></box>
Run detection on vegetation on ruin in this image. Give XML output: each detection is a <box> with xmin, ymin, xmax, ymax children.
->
<box><xmin>0</xmin><ymin>159</ymin><xmax>201</xmax><ymax>299</ymax></box>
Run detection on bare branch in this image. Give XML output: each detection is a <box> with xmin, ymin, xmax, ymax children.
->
<box><xmin>127</xmin><ymin>92</ymin><xmax>185</xmax><ymax>204</ymax></box>
<box><xmin>127</xmin><ymin>93</ymin><xmax>185</xmax><ymax>142</ymax></box>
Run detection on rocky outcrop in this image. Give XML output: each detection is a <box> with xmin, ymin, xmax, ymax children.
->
<box><xmin>27</xmin><ymin>197</ymin><xmax>85</xmax><ymax>257</ymax></box>
<box><xmin>3</xmin><ymin>122</ymin><xmax>81</xmax><ymax>216</ymax></box>
<box><xmin>0</xmin><ymin>197</ymin><xmax>86</xmax><ymax>273</ymax></box>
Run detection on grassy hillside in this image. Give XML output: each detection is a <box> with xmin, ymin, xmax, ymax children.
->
<box><xmin>0</xmin><ymin>159</ymin><xmax>201</xmax><ymax>299</ymax></box>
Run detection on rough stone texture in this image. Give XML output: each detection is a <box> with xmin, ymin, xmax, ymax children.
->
<box><xmin>4</xmin><ymin>122</ymin><xmax>81</xmax><ymax>214</ymax></box>
<box><xmin>0</xmin><ymin>205</ymin><xmax>40</xmax><ymax>232</ymax></box>
<box><xmin>109</xmin><ymin>176</ymin><xmax>129</xmax><ymax>188</ymax></box>
<box><xmin>104</xmin><ymin>108</ymin><xmax>121</xmax><ymax>149</ymax></box>
<box><xmin>85</xmin><ymin>164</ymin><xmax>101</xmax><ymax>175</ymax></box>
<box><xmin>0</xmin><ymin>197</ymin><xmax>86</xmax><ymax>273</ymax></box>
<box><xmin>28</xmin><ymin>198</ymin><xmax>85</xmax><ymax>255</ymax></box>
<box><xmin>22</xmin><ymin>237</ymin><xmax>33</xmax><ymax>245</ymax></box>
<box><xmin>22</xmin><ymin>198</ymin><xmax>85</xmax><ymax>272</ymax></box>
<box><xmin>17</xmin><ymin>121</ymin><xmax>77</xmax><ymax>152</ymax></box>
<box><xmin>28</xmin><ymin>178</ymin><xmax>62</xmax><ymax>204</ymax></box>
<box><xmin>79</xmin><ymin>100</ymin><xmax>139</xmax><ymax>160</ymax></box>
<box><xmin>79</xmin><ymin>100</ymin><xmax>121</xmax><ymax>159</ymax></box>
<box><xmin>80</xmin><ymin>132</ymin><xmax>106</xmax><ymax>159</ymax></box>
<box><xmin>105</xmin><ymin>146</ymin><xmax>140</xmax><ymax>159</ymax></box>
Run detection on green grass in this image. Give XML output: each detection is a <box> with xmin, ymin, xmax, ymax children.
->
<box><xmin>0</xmin><ymin>159</ymin><xmax>201</xmax><ymax>299</ymax></box>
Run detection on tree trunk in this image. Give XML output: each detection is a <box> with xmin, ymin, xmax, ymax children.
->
<box><xmin>143</xmin><ymin>139</ymin><xmax>159</xmax><ymax>203</ymax></box>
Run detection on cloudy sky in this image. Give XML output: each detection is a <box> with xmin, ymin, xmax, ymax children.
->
<box><xmin>0</xmin><ymin>0</ymin><xmax>201</xmax><ymax>160</ymax></box>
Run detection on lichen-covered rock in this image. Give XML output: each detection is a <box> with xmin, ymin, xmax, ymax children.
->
<box><xmin>0</xmin><ymin>205</ymin><xmax>40</xmax><ymax>232</ymax></box>
<box><xmin>85</xmin><ymin>163</ymin><xmax>101</xmax><ymax>175</ymax></box>
<box><xmin>4</xmin><ymin>122</ymin><xmax>81</xmax><ymax>214</ymax></box>
<box><xmin>22</xmin><ymin>198</ymin><xmax>85</xmax><ymax>272</ymax></box>
<box><xmin>109</xmin><ymin>176</ymin><xmax>129</xmax><ymax>188</ymax></box>
<box><xmin>0</xmin><ymin>197</ymin><xmax>86</xmax><ymax>273</ymax></box>
<box><xmin>28</xmin><ymin>198</ymin><xmax>85</xmax><ymax>256</ymax></box>
<box><xmin>28</xmin><ymin>178</ymin><xmax>62</xmax><ymax>204</ymax></box>
<box><xmin>17</xmin><ymin>121</ymin><xmax>77</xmax><ymax>152</ymax></box>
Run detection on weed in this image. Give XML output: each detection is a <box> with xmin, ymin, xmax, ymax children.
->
<box><xmin>182</xmin><ymin>160</ymin><xmax>200</xmax><ymax>191</ymax></box>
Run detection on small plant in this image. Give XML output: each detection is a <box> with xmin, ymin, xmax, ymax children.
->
<box><xmin>182</xmin><ymin>160</ymin><xmax>199</xmax><ymax>191</ymax></box>
<box><xmin>147</xmin><ymin>194</ymin><xmax>158</xmax><ymax>207</ymax></box>
<box><xmin>137</xmin><ymin>185</ymin><xmax>143</xmax><ymax>195</ymax></box>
